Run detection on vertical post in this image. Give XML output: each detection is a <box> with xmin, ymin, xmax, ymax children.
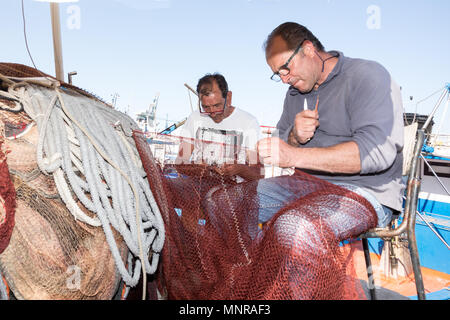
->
<box><xmin>50</xmin><ymin>3</ymin><xmax>64</xmax><ymax>82</ymax></box>
<box><xmin>362</xmin><ymin>238</ymin><xmax>377</xmax><ymax>300</ymax></box>
<box><xmin>422</xmin><ymin>89</ymin><xmax>447</xmax><ymax>133</ymax></box>
<box><xmin>407</xmin><ymin>129</ymin><xmax>426</xmax><ymax>300</ymax></box>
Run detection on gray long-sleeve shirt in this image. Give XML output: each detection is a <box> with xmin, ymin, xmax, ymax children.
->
<box><xmin>276</xmin><ymin>51</ymin><xmax>405</xmax><ymax>211</ymax></box>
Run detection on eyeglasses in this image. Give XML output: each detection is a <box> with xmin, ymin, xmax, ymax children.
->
<box><xmin>270</xmin><ymin>40</ymin><xmax>305</xmax><ymax>82</ymax></box>
<box><xmin>198</xmin><ymin>94</ymin><xmax>227</xmax><ymax>115</ymax></box>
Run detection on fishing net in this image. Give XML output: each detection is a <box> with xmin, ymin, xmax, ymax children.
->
<box><xmin>0</xmin><ymin>63</ymin><xmax>164</xmax><ymax>300</ymax></box>
<box><xmin>0</xmin><ymin>140</ymin><xmax>15</xmax><ymax>255</ymax></box>
<box><xmin>0</xmin><ymin>174</ymin><xmax>126</xmax><ymax>299</ymax></box>
<box><xmin>0</xmin><ymin>76</ymin><xmax>125</xmax><ymax>300</ymax></box>
<box><xmin>133</xmin><ymin>131</ymin><xmax>378</xmax><ymax>300</ymax></box>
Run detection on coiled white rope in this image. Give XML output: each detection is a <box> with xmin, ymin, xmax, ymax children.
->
<box><xmin>1</xmin><ymin>76</ymin><xmax>165</xmax><ymax>299</ymax></box>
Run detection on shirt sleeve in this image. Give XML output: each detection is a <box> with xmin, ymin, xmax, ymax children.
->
<box><xmin>276</xmin><ymin>89</ymin><xmax>299</xmax><ymax>142</ymax></box>
<box><xmin>178</xmin><ymin>113</ymin><xmax>197</xmax><ymax>140</ymax></box>
<box><xmin>244</xmin><ymin>116</ymin><xmax>261</xmax><ymax>151</ymax></box>
<box><xmin>349</xmin><ymin>62</ymin><xmax>403</xmax><ymax>174</ymax></box>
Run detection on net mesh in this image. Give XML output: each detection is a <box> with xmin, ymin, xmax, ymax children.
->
<box><xmin>0</xmin><ymin>140</ymin><xmax>15</xmax><ymax>255</ymax></box>
<box><xmin>0</xmin><ymin>175</ymin><xmax>126</xmax><ymax>299</ymax></box>
<box><xmin>0</xmin><ymin>63</ymin><xmax>127</xmax><ymax>300</ymax></box>
<box><xmin>0</xmin><ymin>137</ymin><xmax>126</xmax><ymax>300</ymax></box>
<box><xmin>133</xmin><ymin>131</ymin><xmax>378</xmax><ymax>300</ymax></box>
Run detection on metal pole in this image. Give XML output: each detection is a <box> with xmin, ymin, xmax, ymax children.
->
<box><xmin>50</xmin><ymin>3</ymin><xmax>64</xmax><ymax>82</ymax></box>
<box><xmin>422</xmin><ymin>89</ymin><xmax>447</xmax><ymax>133</ymax></box>
<box><xmin>362</xmin><ymin>238</ymin><xmax>377</xmax><ymax>300</ymax></box>
<box><xmin>420</xmin><ymin>154</ymin><xmax>450</xmax><ymax>196</ymax></box>
<box><xmin>68</xmin><ymin>71</ymin><xmax>77</xmax><ymax>84</ymax></box>
<box><xmin>184</xmin><ymin>83</ymin><xmax>198</xmax><ymax>97</ymax></box>
<box><xmin>407</xmin><ymin>129</ymin><xmax>426</xmax><ymax>300</ymax></box>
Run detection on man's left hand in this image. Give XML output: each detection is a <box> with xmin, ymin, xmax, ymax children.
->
<box><xmin>214</xmin><ymin>164</ymin><xmax>242</xmax><ymax>176</ymax></box>
<box><xmin>257</xmin><ymin>137</ymin><xmax>296</xmax><ymax>168</ymax></box>
<box><xmin>214</xmin><ymin>163</ymin><xmax>263</xmax><ymax>181</ymax></box>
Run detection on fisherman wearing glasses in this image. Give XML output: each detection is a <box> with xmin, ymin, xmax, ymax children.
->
<box><xmin>256</xmin><ymin>22</ymin><xmax>404</xmax><ymax>230</ymax></box>
<box><xmin>177</xmin><ymin>73</ymin><xmax>262</xmax><ymax>182</ymax></box>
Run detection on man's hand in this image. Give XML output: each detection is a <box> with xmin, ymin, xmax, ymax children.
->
<box><xmin>175</xmin><ymin>141</ymin><xmax>194</xmax><ymax>164</ymax></box>
<box><xmin>257</xmin><ymin>137</ymin><xmax>297</xmax><ymax>168</ymax></box>
<box><xmin>292</xmin><ymin>108</ymin><xmax>320</xmax><ymax>144</ymax></box>
<box><xmin>214</xmin><ymin>163</ymin><xmax>263</xmax><ymax>181</ymax></box>
<box><xmin>214</xmin><ymin>164</ymin><xmax>242</xmax><ymax>177</ymax></box>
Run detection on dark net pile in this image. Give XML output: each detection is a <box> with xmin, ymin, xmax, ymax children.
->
<box><xmin>133</xmin><ymin>131</ymin><xmax>378</xmax><ymax>300</ymax></box>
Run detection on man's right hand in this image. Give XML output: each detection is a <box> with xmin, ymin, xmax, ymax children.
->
<box><xmin>291</xmin><ymin>109</ymin><xmax>320</xmax><ymax>145</ymax></box>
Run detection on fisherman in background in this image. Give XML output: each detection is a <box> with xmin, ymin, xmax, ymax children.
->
<box><xmin>256</xmin><ymin>22</ymin><xmax>404</xmax><ymax>229</ymax></box>
<box><xmin>176</xmin><ymin>73</ymin><xmax>262</xmax><ymax>182</ymax></box>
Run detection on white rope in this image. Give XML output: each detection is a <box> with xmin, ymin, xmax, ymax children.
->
<box><xmin>1</xmin><ymin>77</ymin><xmax>165</xmax><ymax>299</ymax></box>
<box><xmin>0</xmin><ymin>90</ymin><xmax>22</xmax><ymax>112</ymax></box>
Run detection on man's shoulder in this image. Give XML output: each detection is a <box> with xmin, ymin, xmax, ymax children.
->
<box><xmin>184</xmin><ymin>110</ymin><xmax>213</xmax><ymax>127</ymax></box>
<box><xmin>185</xmin><ymin>110</ymin><xmax>203</xmax><ymax>121</ymax></box>
<box><xmin>232</xmin><ymin>107</ymin><xmax>258</xmax><ymax>122</ymax></box>
<box><xmin>181</xmin><ymin>111</ymin><xmax>210</xmax><ymax>137</ymax></box>
<box><xmin>339</xmin><ymin>55</ymin><xmax>392</xmax><ymax>92</ymax></box>
<box><xmin>342</xmin><ymin>55</ymin><xmax>390</xmax><ymax>79</ymax></box>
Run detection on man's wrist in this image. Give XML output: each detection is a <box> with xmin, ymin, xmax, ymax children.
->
<box><xmin>289</xmin><ymin>129</ymin><xmax>312</xmax><ymax>145</ymax></box>
<box><xmin>288</xmin><ymin>129</ymin><xmax>301</xmax><ymax>146</ymax></box>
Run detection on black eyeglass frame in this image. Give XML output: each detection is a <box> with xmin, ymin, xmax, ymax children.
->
<box><xmin>270</xmin><ymin>40</ymin><xmax>306</xmax><ymax>82</ymax></box>
<box><xmin>198</xmin><ymin>93</ymin><xmax>228</xmax><ymax>115</ymax></box>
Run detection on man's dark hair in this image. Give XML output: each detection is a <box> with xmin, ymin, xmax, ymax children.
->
<box><xmin>264</xmin><ymin>22</ymin><xmax>325</xmax><ymax>56</ymax></box>
<box><xmin>196</xmin><ymin>73</ymin><xmax>228</xmax><ymax>99</ymax></box>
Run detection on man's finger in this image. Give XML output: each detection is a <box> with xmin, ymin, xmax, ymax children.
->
<box><xmin>301</xmin><ymin>109</ymin><xmax>319</xmax><ymax>119</ymax></box>
<box><xmin>258</xmin><ymin>138</ymin><xmax>281</xmax><ymax>161</ymax></box>
<box><xmin>257</xmin><ymin>138</ymin><xmax>271</xmax><ymax>152</ymax></box>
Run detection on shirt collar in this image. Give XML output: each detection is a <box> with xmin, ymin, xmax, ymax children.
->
<box><xmin>288</xmin><ymin>50</ymin><xmax>344</xmax><ymax>96</ymax></box>
<box><xmin>321</xmin><ymin>50</ymin><xmax>343</xmax><ymax>86</ymax></box>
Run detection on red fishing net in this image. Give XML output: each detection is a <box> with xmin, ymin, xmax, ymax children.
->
<box><xmin>0</xmin><ymin>140</ymin><xmax>15</xmax><ymax>254</ymax></box>
<box><xmin>133</xmin><ymin>131</ymin><xmax>377</xmax><ymax>300</ymax></box>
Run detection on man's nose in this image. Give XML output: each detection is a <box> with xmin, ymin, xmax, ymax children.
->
<box><xmin>280</xmin><ymin>74</ymin><xmax>290</xmax><ymax>84</ymax></box>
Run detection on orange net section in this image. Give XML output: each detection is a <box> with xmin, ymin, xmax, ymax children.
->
<box><xmin>133</xmin><ymin>131</ymin><xmax>377</xmax><ymax>300</ymax></box>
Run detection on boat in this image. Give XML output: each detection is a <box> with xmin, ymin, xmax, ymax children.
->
<box><xmin>134</xmin><ymin>93</ymin><xmax>185</xmax><ymax>165</ymax></box>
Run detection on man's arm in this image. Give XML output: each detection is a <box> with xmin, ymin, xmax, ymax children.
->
<box><xmin>175</xmin><ymin>141</ymin><xmax>194</xmax><ymax>164</ymax></box>
<box><xmin>257</xmin><ymin>137</ymin><xmax>361</xmax><ymax>174</ymax></box>
<box><xmin>287</xmin><ymin>130</ymin><xmax>300</xmax><ymax>146</ymax></box>
<box><xmin>215</xmin><ymin>163</ymin><xmax>263</xmax><ymax>181</ymax></box>
<box><xmin>215</xmin><ymin>140</ymin><xmax>264</xmax><ymax>181</ymax></box>
<box><xmin>267</xmin><ymin>62</ymin><xmax>401</xmax><ymax>176</ymax></box>
<box><xmin>349</xmin><ymin>67</ymin><xmax>402</xmax><ymax>175</ymax></box>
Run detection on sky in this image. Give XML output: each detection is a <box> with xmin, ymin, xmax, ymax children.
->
<box><xmin>1</xmin><ymin>0</ymin><xmax>450</xmax><ymax>133</ymax></box>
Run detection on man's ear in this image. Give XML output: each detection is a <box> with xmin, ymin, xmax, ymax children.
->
<box><xmin>227</xmin><ymin>91</ymin><xmax>232</xmax><ymax>106</ymax></box>
<box><xmin>303</xmin><ymin>42</ymin><xmax>316</xmax><ymax>58</ymax></box>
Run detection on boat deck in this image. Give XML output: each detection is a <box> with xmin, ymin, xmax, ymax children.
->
<box><xmin>346</xmin><ymin>241</ymin><xmax>450</xmax><ymax>300</ymax></box>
